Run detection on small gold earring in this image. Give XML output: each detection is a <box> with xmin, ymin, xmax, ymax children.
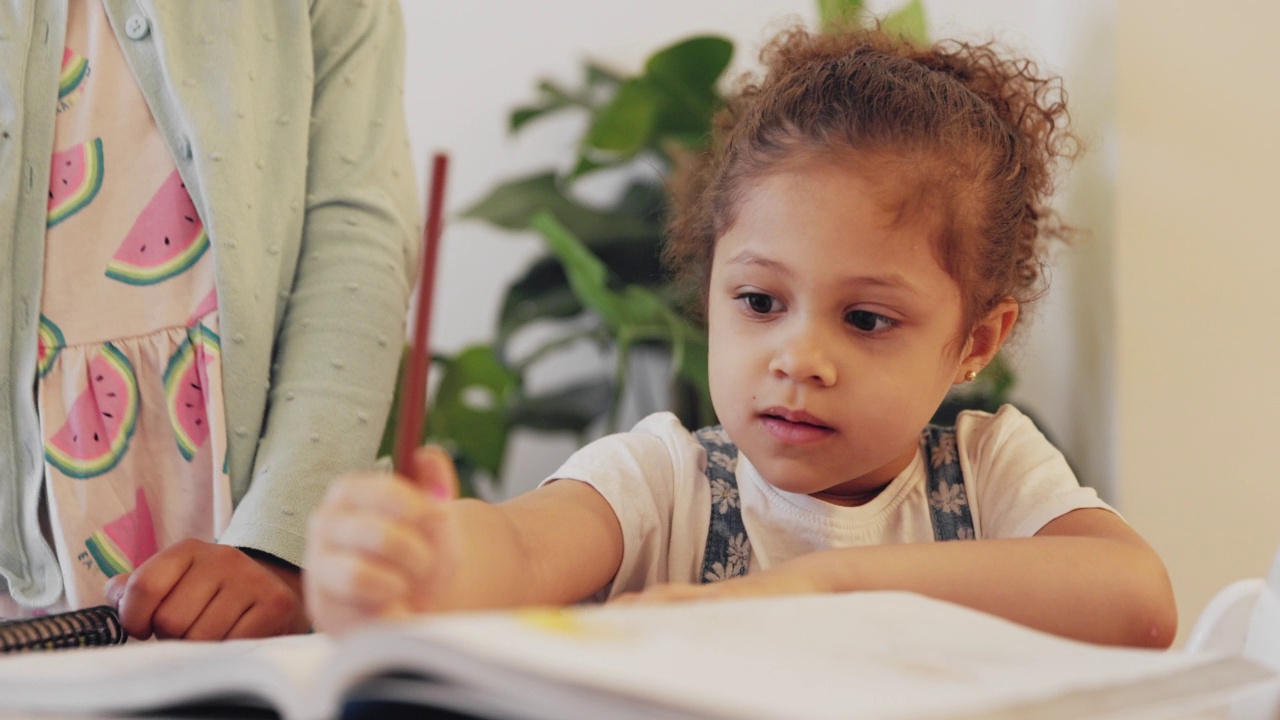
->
<box><xmin>964</xmin><ymin>369</ymin><xmax>978</xmax><ymax>382</ymax></box>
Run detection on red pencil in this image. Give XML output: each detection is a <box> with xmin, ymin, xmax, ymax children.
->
<box><xmin>394</xmin><ymin>152</ymin><xmax>449</xmax><ymax>477</ymax></box>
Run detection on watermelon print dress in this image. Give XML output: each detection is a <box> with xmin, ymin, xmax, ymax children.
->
<box><xmin>2</xmin><ymin>1</ymin><xmax>233</xmax><ymax>616</ymax></box>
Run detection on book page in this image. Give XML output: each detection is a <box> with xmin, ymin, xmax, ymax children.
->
<box><xmin>0</xmin><ymin>633</ymin><xmax>334</xmax><ymax>719</ymax></box>
<box><xmin>332</xmin><ymin>591</ymin><xmax>1276</xmax><ymax>720</ymax></box>
<box><xmin>0</xmin><ymin>593</ymin><xmax>1273</xmax><ymax>720</ymax></box>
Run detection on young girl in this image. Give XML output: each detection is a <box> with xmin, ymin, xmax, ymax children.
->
<box><xmin>304</xmin><ymin>26</ymin><xmax>1177</xmax><ymax>647</ymax></box>
<box><xmin>0</xmin><ymin>1</ymin><xmax>418</xmax><ymax>640</ymax></box>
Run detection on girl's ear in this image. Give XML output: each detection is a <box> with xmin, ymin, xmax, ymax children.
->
<box><xmin>954</xmin><ymin>298</ymin><xmax>1018</xmax><ymax>384</ymax></box>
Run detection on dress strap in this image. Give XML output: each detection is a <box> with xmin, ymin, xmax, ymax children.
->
<box><xmin>920</xmin><ymin>425</ymin><xmax>978</xmax><ymax>541</ymax></box>
<box><xmin>694</xmin><ymin>426</ymin><xmax>752</xmax><ymax>584</ymax></box>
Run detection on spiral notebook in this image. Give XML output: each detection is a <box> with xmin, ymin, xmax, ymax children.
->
<box><xmin>0</xmin><ymin>605</ymin><xmax>126</xmax><ymax>653</ymax></box>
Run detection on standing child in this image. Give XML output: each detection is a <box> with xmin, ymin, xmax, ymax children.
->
<box><xmin>304</xmin><ymin>26</ymin><xmax>1177</xmax><ymax>647</ymax></box>
<box><xmin>0</xmin><ymin>0</ymin><xmax>419</xmax><ymax>640</ymax></box>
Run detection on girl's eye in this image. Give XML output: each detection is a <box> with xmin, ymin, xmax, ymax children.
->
<box><xmin>736</xmin><ymin>292</ymin><xmax>778</xmax><ymax>315</ymax></box>
<box><xmin>846</xmin><ymin>310</ymin><xmax>895</xmax><ymax>333</ymax></box>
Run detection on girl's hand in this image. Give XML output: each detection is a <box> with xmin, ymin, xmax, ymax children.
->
<box><xmin>303</xmin><ymin>446</ymin><xmax>460</xmax><ymax>633</ymax></box>
<box><xmin>104</xmin><ymin>540</ymin><xmax>309</xmax><ymax>640</ymax></box>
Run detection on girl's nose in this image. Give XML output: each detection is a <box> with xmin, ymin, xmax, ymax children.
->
<box><xmin>767</xmin><ymin>325</ymin><xmax>837</xmax><ymax>387</ymax></box>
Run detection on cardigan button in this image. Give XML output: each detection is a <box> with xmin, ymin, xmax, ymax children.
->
<box><xmin>124</xmin><ymin>15</ymin><xmax>150</xmax><ymax>41</ymax></box>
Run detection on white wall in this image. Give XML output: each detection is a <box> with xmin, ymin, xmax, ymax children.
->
<box><xmin>399</xmin><ymin>0</ymin><xmax>1117</xmax><ymax>503</ymax></box>
<box><xmin>1115</xmin><ymin>1</ymin><xmax>1280</xmax><ymax>642</ymax></box>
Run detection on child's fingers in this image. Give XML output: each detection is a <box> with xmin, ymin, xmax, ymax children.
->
<box><xmin>322</xmin><ymin>473</ymin><xmax>434</xmax><ymax>523</ymax></box>
<box><xmin>104</xmin><ymin>572</ymin><xmax>130</xmax><ymax>609</ymax></box>
<box><xmin>309</xmin><ymin>585</ymin><xmax>413</xmax><ymax>634</ymax></box>
<box><xmin>309</xmin><ymin>510</ymin><xmax>435</xmax><ymax>579</ymax></box>
<box><xmin>408</xmin><ymin>445</ymin><xmax>459</xmax><ymax>502</ymax></box>
<box><xmin>146</xmin><ymin>563</ymin><xmax>223</xmax><ymax>640</ymax></box>
<box><xmin>183</xmin><ymin>589</ymin><xmax>254</xmax><ymax>642</ymax></box>
<box><xmin>112</xmin><ymin>541</ymin><xmax>202</xmax><ymax>639</ymax></box>
<box><xmin>307</xmin><ymin>548</ymin><xmax>412</xmax><ymax>612</ymax></box>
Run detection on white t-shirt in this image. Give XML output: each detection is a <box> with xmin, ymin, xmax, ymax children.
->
<box><xmin>543</xmin><ymin>405</ymin><xmax>1112</xmax><ymax>600</ymax></box>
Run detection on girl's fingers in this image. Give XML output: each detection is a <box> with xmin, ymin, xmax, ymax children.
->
<box><xmin>307</xmin><ymin>548</ymin><xmax>411</xmax><ymax>612</ymax></box>
<box><xmin>409</xmin><ymin>446</ymin><xmax>459</xmax><ymax>502</ymax></box>
<box><xmin>310</xmin><ymin>585</ymin><xmax>416</xmax><ymax>634</ymax></box>
<box><xmin>310</xmin><ymin>511</ymin><xmax>435</xmax><ymax>578</ymax></box>
<box><xmin>321</xmin><ymin>475</ymin><xmax>434</xmax><ymax>523</ymax></box>
<box><xmin>307</xmin><ymin>455</ymin><xmax>463</xmax><ymax>626</ymax></box>
<box><xmin>183</xmin><ymin>587</ymin><xmax>253</xmax><ymax>641</ymax></box>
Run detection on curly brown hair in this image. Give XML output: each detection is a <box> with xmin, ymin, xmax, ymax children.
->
<box><xmin>663</xmin><ymin>25</ymin><xmax>1078</xmax><ymax>340</ymax></box>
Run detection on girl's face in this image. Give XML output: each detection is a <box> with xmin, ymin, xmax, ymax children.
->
<box><xmin>707</xmin><ymin>159</ymin><xmax>977</xmax><ymax>503</ymax></box>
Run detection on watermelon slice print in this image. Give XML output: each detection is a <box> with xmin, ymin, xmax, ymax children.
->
<box><xmin>84</xmin><ymin>488</ymin><xmax>158</xmax><ymax>578</ymax></box>
<box><xmin>44</xmin><ymin>343</ymin><xmax>139</xmax><ymax>479</ymax></box>
<box><xmin>57</xmin><ymin>47</ymin><xmax>90</xmax><ymax>112</ymax></box>
<box><xmin>164</xmin><ymin>325</ymin><xmax>221</xmax><ymax>461</ymax></box>
<box><xmin>105</xmin><ymin>169</ymin><xmax>210</xmax><ymax>285</ymax></box>
<box><xmin>36</xmin><ymin>316</ymin><xmax>64</xmax><ymax>378</ymax></box>
<box><xmin>185</xmin><ymin>287</ymin><xmax>218</xmax><ymax>327</ymax></box>
<box><xmin>47</xmin><ymin>138</ymin><xmax>104</xmax><ymax>227</ymax></box>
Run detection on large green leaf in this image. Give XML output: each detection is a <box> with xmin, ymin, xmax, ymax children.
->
<box><xmin>817</xmin><ymin>0</ymin><xmax>927</xmax><ymax>42</ymax></box>
<box><xmin>584</xmin><ymin>61</ymin><xmax>625</xmax><ymax>87</ymax></box>
<box><xmin>532</xmin><ymin>211</ymin><xmax>713</xmax><ymax>428</ymax></box>
<box><xmin>585</xmin><ymin>78</ymin><xmax>659</xmax><ymax>157</ymax></box>
<box><xmin>468</xmin><ymin>175</ymin><xmax>668</xmax><ymax>349</ymax></box>
<box><xmin>426</xmin><ymin>344</ymin><xmax>519</xmax><ymax>480</ymax></box>
<box><xmin>532</xmin><ymin>212</ymin><xmax>643</xmax><ymax>330</ymax></box>
<box><xmin>645</xmin><ymin>36</ymin><xmax>732</xmax><ymax>139</ymax></box>
<box><xmin>817</xmin><ymin>0</ymin><xmax>866</xmax><ymax>30</ymax></box>
<box><xmin>645</xmin><ymin>36</ymin><xmax>732</xmax><ymax>99</ymax></box>
<box><xmin>581</xmin><ymin>36</ymin><xmax>731</xmax><ymax>165</ymax></box>
<box><xmin>496</xmin><ymin>233</ymin><xmax>666</xmax><ymax>346</ymax></box>
<box><xmin>509</xmin><ymin>80</ymin><xmax>578</xmax><ymax>132</ymax></box>
<box><xmin>459</xmin><ymin>172</ymin><xmax>655</xmax><ymax>241</ymax></box>
<box><xmin>531</xmin><ymin>211</ymin><xmax>710</xmax><ymax>341</ymax></box>
<box><xmin>882</xmin><ymin>0</ymin><xmax>928</xmax><ymax>44</ymax></box>
<box><xmin>568</xmin><ymin>153</ymin><xmax>623</xmax><ymax>180</ymax></box>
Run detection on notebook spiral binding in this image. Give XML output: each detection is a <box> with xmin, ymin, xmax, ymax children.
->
<box><xmin>0</xmin><ymin>605</ymin><xmax>126</xmax><ymax>653</ymax></box>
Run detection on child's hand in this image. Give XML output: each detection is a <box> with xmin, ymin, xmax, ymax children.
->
<box><xmin>104</xmin><ymin>539</ymin><xmax>309</xmax><ymax>640</ymax></box>
<box><xmin>303</xmin><ymin>446</ymin><xmax>460</xmax><ymax>633</ymax></box>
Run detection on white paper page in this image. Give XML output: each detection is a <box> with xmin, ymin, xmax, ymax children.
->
<box><xmin>363</xmin><ymin>591</ymin><xmax>1266</xmax><ymax>720</ymax></box>
<box><xmin>0</xmin><ymin>633</ymin><xmax>334</xmax><ymax>720</ymax></box>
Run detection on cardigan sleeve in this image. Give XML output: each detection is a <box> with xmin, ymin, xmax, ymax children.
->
<box><xmin>217</xmin><ymin>0</ymin><xmax>420</xmax><ymax>566</ymax></box>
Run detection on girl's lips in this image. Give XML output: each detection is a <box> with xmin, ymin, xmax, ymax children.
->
<box><xmin>758</xmin><ymin>411</ymin><xmax>836</xmax><ymax>445</ymax></box>
<box><xmin>760</xmin><ymin>407</ymin><xmax>831</xmax><ymax>428</ymax></box>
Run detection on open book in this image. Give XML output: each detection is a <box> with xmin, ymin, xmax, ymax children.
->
<box><xmin>0</xmin><ymin>591</ymin><xmax>1272</xmax><ymax>720</ymax></box>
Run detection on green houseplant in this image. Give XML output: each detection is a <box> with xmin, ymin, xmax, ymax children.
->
<box><xmin>381</xmin><ymin>0</ymin><xmax>1015</xmax><ymax>497</ymax></box>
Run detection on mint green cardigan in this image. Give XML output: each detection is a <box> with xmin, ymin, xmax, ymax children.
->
<box><xmin>0</xmin><ymin>0</ymin><xmax>420</xmax><ymax>607</ymax></box>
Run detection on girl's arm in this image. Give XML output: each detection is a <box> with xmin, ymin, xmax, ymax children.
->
<box><xmin>304</xmin><ymin>447</ymin><xmax>624</xmax><ymax>632</ymax></box>
<box><xmin>807</xmin><ymin>509</ymin><xmax>1175</xmax><ymax>647</ymax></box>
<box><xmin>219</xmin><ymin>0</ymin><xmax>420</xmax><ymax>569</ymax></box>
<box><xmin>638</xmin><ymin>508</ymin><xmax>1176</xmax><ymax>649</ymax></box>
